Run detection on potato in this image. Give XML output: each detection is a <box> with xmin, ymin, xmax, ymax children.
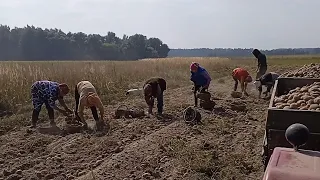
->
<box><xmin>307</xmin><ymin>99</ymin><xmax>314</xmax><ymax>105</ymax></box>
<box><xmin>283</xmin><ymin>95</ymin><xmax>289</xmax><ymax>100</ymax></box>
<box><xmin>300</xmin><ymin>106</ymin><xmax>309</xmax><ymax>110</ymax></box>
<box><xmin>276</xmin><ymin>104</ymin><xmax>286</xmax><ymax>109</ymax></box>
<box><xmin>309</xmin><ymin>104</ymin><xmax>319</xmax><ymax>110</ymax></box>
<box><xmin>283</xmin><ymin>106</ymin><xmax>290</xmax><ymax>110</ymax></box>
<box><xmin>310</xmin><ymin>92</ymin><xmax>320</xmax><ymax>97</ymax></box>
<box><xmin>288</xmin><ymin>94</ymin><xmax>295</xmax><ymax>100</ymax></box>
<box><xmin>300</xmin><ymin>87</ymin><xmax>308</xmax><ymax>92</ymax></box>
<box><xmin>302</xmin><ymin>95</ymin><xmax>313</xmax><ymax>101</ymax></box>
<box><xmin>296</xmin><ymin>100</ymin><xmax>305</xmax><ymax>106</ymax></box>
<box><xmin>309</xmin><ymin>86</ymin><xmax>320</xmax><ymax>92</ymax></box>
<box><xmin>274</xmin><ymin>97</ymin><xmax>284</xmax><ymax>104</ymax></box>
<box><xmin>287</xmin><ymin>99</ymin><xmax>295</xmax><ymax>104</ymax></box>
<box><xmin>289</xmin><ymin>103</ymin><xmax>299</xmax><ymax>109</ymax></box>
<box><xmin>291</xmin><ymin>94</ymin><xmax>300</xmax><ymax>101</ymax></box>
<box><xmin>314</xmin><ymin>97</ymin><xmax>320</xmax><ymax>104</ymax></box>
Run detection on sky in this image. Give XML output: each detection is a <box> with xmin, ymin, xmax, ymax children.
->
<box><xmin>0</xmin><ymin>0</ymin><xmax>319</xmax><ymax>50</ymax></box>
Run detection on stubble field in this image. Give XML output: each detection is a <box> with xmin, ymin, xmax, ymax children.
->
<box><xmin>1</xmin><ymin>56</ymin><xmax>320</xmax><ymax>180</ymax></box>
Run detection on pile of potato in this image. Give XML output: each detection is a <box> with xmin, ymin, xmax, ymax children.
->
<box><xmin>273</xmin><ymin>82</ymin><xmax>320</xmax><ymax>111</ymax></box>
<box><xmin>281</xmin><ymin>63</ymin><xmax>320</xmax><ymax>78</ymax></box>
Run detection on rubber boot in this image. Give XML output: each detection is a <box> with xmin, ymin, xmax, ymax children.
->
<box><xmin>47</xmin><ymin>107</ymin><xmax>56</xmax><ymax>126</ymax></box>
<box><xmin>30</xmin><ymin>110</ymin><xmax>40</xmax><ymax>128</ymax></box>
<box><xmin>148</xmin><ymin>106</ymin><xmax>153</xmax><ymax>115</ymax></box>
<box><xmin>194</xmin><ymin>93</ymin><xmax>198</xmax><ymax>107</ymax></box>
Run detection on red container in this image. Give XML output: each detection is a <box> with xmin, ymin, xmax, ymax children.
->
<box><xmin>263</xmin><ymin>147</ymin><xmax>320</xmax><ymax>180</ymax></box>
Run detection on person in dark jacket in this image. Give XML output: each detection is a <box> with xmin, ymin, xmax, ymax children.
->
<box><xmin>143</xmin><ymin>77</ymin><xmax>166</xmax><ymax>116</ymax></box>
<box><xmin>254</xmin><ymin>72</ymin><xmax>279</xmax><ymax>98</ymax></box>
<box><xmin>252</xmin><ymin>49</ymin><xmax>267</xmax><ymax>79</ymax></box>
<box><xmin>190</xmin><ymin>62</ymin><xmax>212</xmax><ymax>107</ymax></box>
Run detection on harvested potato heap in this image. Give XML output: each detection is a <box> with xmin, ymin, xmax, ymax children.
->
<box><xmin>273</xmin><ymin>82</ymin><xmax>320</xmax><ymax>111</ymax></box>
<box><xmin>281</xmin><ymin>63</ymin><xmax>320</xmax><ymax>78</ymax></box>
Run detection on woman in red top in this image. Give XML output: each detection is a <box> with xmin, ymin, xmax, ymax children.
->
<box><xmin>232</xmin><ymin>68</ymin><xmax>253</xmax><ymax>96</ymax></box>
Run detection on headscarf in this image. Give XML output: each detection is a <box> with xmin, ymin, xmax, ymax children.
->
<box><xmin>190</xmin><ymin>62</ymin><xmax>199</xmax><ymax>72</ymax></box>
<box><xmin>59</xmin><ymin>83</ymin><xmax>70</xmax><ymax>95</ymax></box>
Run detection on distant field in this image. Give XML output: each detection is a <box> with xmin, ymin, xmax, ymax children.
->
<box><xmin>1</xmin><ymin>55</ymin><xmax>320</xmax><ymax>112</ymax></box>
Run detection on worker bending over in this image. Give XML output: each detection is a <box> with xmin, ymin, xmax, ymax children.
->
<box><xmin>254</xmin><ymin>72</ymin><xmax>279</xmax><ymax>98</ymax></box>
<box><xmin>30</xmin><ymin>80</ymin><xmax>72</xmax><ymax>128</ymax></box>
<box><xmin>190</xmin><ymin>62</ymin><xmax>212</xmax><ymax>107</ymax></box>
<box><xmin>75</xmin><ymin>81</ymin><xmax>105</xmax><ymax>129</ymax></box>
<box><xmin>232</xmin><ymin>68</ymin><xmax>253</xmax><ymax>96</ymax></box>
<box><xmin>143</xmin><ymin>77</ymin><xmax>166</xmax><ymax>116</ymax></box>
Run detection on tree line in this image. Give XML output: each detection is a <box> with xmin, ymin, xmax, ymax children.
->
<box><xmin>0</xmin><ymin>25</ymin><xmax>170</xmax><ymax>60</ymax></box>
<box><xmin>168</xmin><ymin>48</ymin><xmax>320</xmax><ymax>57</ymax></box>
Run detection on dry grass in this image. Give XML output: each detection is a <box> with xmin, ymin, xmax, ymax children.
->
<box><xmin>1</xmin><ymin>56</ymin><xmax>320</xmax><ymax>112</ymax></box>
<box><xmin>0</xmin><ymin>56</ymin><xmax>320</xmax><ymax>128</ymax></box>
<box><xmin>0</xmin><ymin>57</ymin><xmax>233</xmax><ymax>111</ymax></box>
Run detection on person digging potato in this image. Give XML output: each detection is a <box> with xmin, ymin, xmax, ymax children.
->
<box><xmin>254</xmin><ymin>72</ymin><xmax>279</xmax><ymax>98</ymax></box>
<box><xmin>30</xmin><ymin>80</ymin><xmax>73</xmax><ymax>128</ymax></box>
<box><xmin>143</xmin><ymin>77</ymin><xmax>167</xmax><ymax>116</ymax></box>
<box><xmin>74</xmin><ymin>81</ymin><xmax>106</xmax><ymax>130</ymax></box>
<box><xmin>232</xmin><ymin>67</ymin><xmax>253</xmax><ymax>96</ymax></box>
<box><xmin>190</xmin><ymin>62</ymin><xmax>212</xmax><ymax>107</ymax></box>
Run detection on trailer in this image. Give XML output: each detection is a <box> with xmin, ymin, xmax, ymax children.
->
<box><xmin>262</xmin><ymin>123</ymin><xmax>320</xmax><ymax>180</ymax></box>
<box><xmin>262</xmin><ymin>77</ymin><xmax>320</xmax><ymax>168</ymax></box>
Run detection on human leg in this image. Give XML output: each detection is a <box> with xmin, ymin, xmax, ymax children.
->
<box><xmin>45</xmin><ymin>101</ymin><xmax>55</xmax><ymax>126</ymax></box>
<box><xmin>90</xmin><ymin>106</ymin><xmax>99</xmax><ymax>121</ymax></box>
<box><xmin>193</xmin><ymin>85</ymin><xmax>200</xmax><ymax>107</ymax></box>
<box><xmin>31</xmin><ymin>86</ymin><xmax>43</xmax><ymax>128</ymax></box>
<box><xmin>157</xmin><ymin>91</ymin><xmax>164</xmax><ymax>115</ymax></box>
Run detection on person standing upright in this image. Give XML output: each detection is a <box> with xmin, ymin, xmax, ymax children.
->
<box><xmin>252</xmin><ymin>49</ymin><xmax>267</xmax><ymax>79</ymax></box>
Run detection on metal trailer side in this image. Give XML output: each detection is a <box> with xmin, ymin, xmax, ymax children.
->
<box><xmin>262</xmin><ymin>77</ymin><xmax>320</xmax><ymax>168</ymax></box>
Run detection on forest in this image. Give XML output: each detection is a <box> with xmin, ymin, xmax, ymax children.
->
<box><xmin>1</xmin><ymin>24</ymin><xmax>320</xmax><ymax>61</ymax></box>
<box><xmin>0</xmin><ymin>25</ymin><xmax>170</xmax><ymax>60</ymax></box>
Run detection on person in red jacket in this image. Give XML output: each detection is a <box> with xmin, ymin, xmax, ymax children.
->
<box><xmin>232</xmin><ymin>67</ymin><xmax>253</xmax><ymax>96</ymax></box>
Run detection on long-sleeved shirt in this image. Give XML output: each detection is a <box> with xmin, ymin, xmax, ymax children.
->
<box><xmin>76</xmin><ymin>81</ymin><xmax>104</xmax><ymax>122</ymax></box>
<box><xmin>190</xmin><ymin>67</ymin><xmax>211</xmax><ymax>87</ymax></box>
<box><xmin>257</xmin><ymin>53</ymin><xmax>267</xmax><ymax>68</ymax></box>
<box><xmin>31</xmin><ymin>80</ymin><xmax>61</xmax><ymax>111</ymax></box>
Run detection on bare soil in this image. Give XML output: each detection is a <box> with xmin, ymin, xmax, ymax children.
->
<box><xmin>0</xmin><ymin>78</ymin><xmax>269</xmax><ymax>180</ymax></box>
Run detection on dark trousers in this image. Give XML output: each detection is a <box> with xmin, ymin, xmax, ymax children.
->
<box><xmin>74</xmin><ymin>86</ymin><xmax>99</xmax><ymax>122</ymax></box>
<box><xmin>148</xmin><ymin>91</ymin><xmax>164</xmax><ymax>114</ymax></box>
<box><xmin>193</xmin><ymin>85</ymin><xmax>207</xmax><ymax>106</ymax></box>
<box><xmin>32</xmin><ymin>101</ymin><xmax>54</xmax><ymax>125</ymax></box>
<box><xmin>157</xmin><ymin>91</ymin><xmax>164</xmax><ymax>114</ymax></box>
